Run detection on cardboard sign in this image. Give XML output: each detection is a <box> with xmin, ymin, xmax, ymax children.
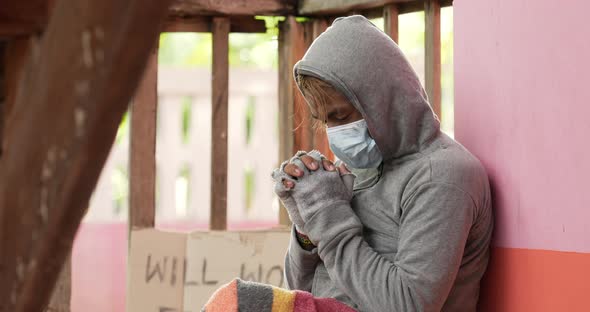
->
<box><xmin>127</xmin><ymin>228</ymin><xmax>291</xmax><ymax>312</ymax></box>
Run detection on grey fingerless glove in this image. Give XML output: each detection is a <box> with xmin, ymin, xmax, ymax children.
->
<box><xmin>288</xmin><ymin>153</ymin><xmax>357</xmax><ymax>242</ymax></box>
<box><xmin>272</xmin><ymin>150</ymin><xmax>347</xmax><ymax>231</ymax></box>
<box><xmin>271</xmin><ymin>150</ymin><xmax>317</xmax><ymax>231</ymax></box>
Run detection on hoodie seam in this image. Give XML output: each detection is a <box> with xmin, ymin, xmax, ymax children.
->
<box><xmin>401</xmin><ymin>181</ymin><xmax>478</xmax><ymax>216</ymax></box>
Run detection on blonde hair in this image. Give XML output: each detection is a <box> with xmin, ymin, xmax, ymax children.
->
<box><xmin>295</xmin><ymin>74</ymin><xmax>335</xmax><ymax>130</ymax></box>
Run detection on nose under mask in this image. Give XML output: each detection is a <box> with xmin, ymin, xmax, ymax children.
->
<box><xmin>326</xmin><ymin>119</ymin><xmax>383</xmax><ymax>169</ymax></box>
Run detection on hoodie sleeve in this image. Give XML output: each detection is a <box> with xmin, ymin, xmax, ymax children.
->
<box><xmin>284</xmin><ymin>225</ymin><xmax>321</xmax><ymax>291</ymax></box>
<box><xmin>305</xmin><ymin>182</ymin><xmax>475</xmax><ymax>312</ymax></box>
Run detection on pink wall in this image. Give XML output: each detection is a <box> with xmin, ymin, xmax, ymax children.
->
<box><xmin>454</xmin><ymin>0</ymin><xmax>590</xmax><ymax>310</ymax></box>
<box><xmin>454</xmin><ymin>0</ymin><xmax>590</xmax><ymax>253</ymax></box>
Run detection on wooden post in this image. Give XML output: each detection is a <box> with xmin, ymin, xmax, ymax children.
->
<box><xmin>0</xmin><ymin>0</ymin><xmax>173</xmax><ymax>310</ymax></box>
<box><xmin>129</xmin><ymin>46</ymin><xmax>158</xmax><ymax>231</ymax></box>
<box><xmin>291</xmin><ymin>18</ymin><xmax>313</xmax><ymax>154</ymax></box>
<box><xmin>277</xmin><ymin>17</ymin><xmax>311</xmax><ymax>226</ymax></box>
<box><xmin>0</xmin><ymin>42</ymin><xmax>5</xmax><ymax>158</ymax></box>
<box><xmin>1</xmin><ymin>37</ymin><xmax>31</xmax><ymax>157</ymax></box>
<box><xmin>383</xmin><ymin>4</ymin><xmax>399</xmax><ymax>43</ymax></box>
<box><xmin>277</xmin><ymin>19</ymin><xmax>295</xmax><ymax>226</ymax></box>
<box><xmin>312</xmin><ymin>18</ymin><xmax>329</xmax><ymax>39</ymax></box>
<box><xmin>310</xmin><ymin>18</ymin><xmax>334</xmax><ymax>160</ymax></box>
<box><xmin>210</xmin><ymin>17</ymin><xmax>229</xmax><ymax>231</ymax></box>
<box><xmin>45</xmin><ymin>255</ymin><xmax>71</xmax><ymax>312</ymax></box>
<box><xmin>425</xmin><ymin>0</ymin><xmax>442</xmax><ymax>118</ymax></box>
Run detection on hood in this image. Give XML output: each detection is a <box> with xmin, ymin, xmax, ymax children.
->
<box><xmin>294</xmin><ymin>15</ymin><xmax>440</xmax><ymax>160</ymax></box>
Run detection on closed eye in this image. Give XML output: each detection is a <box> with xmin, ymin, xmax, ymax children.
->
<box><xmin>328</xmin><ymin>111</ymin><xmax>351</xmax><ymax>121</ymax></box>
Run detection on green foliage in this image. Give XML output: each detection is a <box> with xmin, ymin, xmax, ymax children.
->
<box><xmin>245</xmin><ymin>96</ymin><xmax>256</xmax><ymax>145</ymax></box>
<box><xmin>159</xmin><ymin>16</ymin><xmax>281</xmax><ymax>68</ymax></box>
<box><xmin>158</xmin><ymin>11</ymin><xmax>455</xmax><ymax>132</ymax></box>
<box><xmin>244</xmin><ymin>167</ymin><xmax>255</xmax><ymax>213</ymax></box>
<box><xmin>116</xmin><ymin>111</ymin><xmax>129</xmax><ymax>146</ymax></box>
<box><xmin>111</xmin><ymin>165</ymin><xmax>129</xmax><ymax>217</ymax></box>
<box><xmin>181</xmin><ymin>96</ymin><xmax>193</xmax><ymax>144</ymax></box>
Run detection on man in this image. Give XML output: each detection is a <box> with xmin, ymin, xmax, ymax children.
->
<box><xmin>272</xmin><ymin>15</ymin><xmax>493</xmax><ymax>312</ymax></box>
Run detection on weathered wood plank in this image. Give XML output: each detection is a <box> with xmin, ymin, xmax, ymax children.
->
<box><xmin>298</xmin><ymin>0</ymin><xmax>413</xmax><ymax>16</ymax></box>
<box><xmin>163</xmin><ymin>16</ymin><xmax>267</xmax><ymax>33</ymax></box>
<box><xmin>383</xmin><ymin>4</ymin><xmax>399</xmax><ymax>43</ymax></box>
<box><xmin>45</xmin><ymin>255</ymin><xmax>71</xmax><ymax>312</ymax></box>
<box><xmin>0</xmin><ymin>1</ymin><xmax>48</xmax><ymax>37</ymax></box>
<box><xmin>210</xmin><ymin>17</ymin><xmax>230</xmax><ymax>231</ymax></box>
<box><xmin>1</xmin><ymin>38</ymin><xmax>32</xmax><ymax>157</ymax></box>
<box><xmin>1</xmin><ymin>0</ymin><xmax>292</xmax><ymax>38</ymax></box>
<box><xmin>0</xmin><ymin>42</ymin><xmax>5</xmax><ymax>158</ymax></box>
<box><xmin>399</xmin><ymin>0</ymin><xmax>452</xmax><ymax>15</ymax></box>
<box><xmin>163</xmin><ymin>17</ymin><xmax>210</xmax><ymax>32</ymax></box>
<box><xmin>129</xmin><ymin>47</ymin><xmax>158</xmax><ymax>230</ymax></box>
<box><xmin>276</xmin><ymin>17</ymin><xmax>314</xmax><ymax>226</ymax></box>
<box><xmin>291</xmin><ymin>18</ymin><xmax>313</xmax><ymax>153</ymax></box>
<box><xmin>277</xmin><ymin>19</ymin><xmax>295</xmax><ymax>226</ymax></box>
<box><xmin>312</xmin><ymin>18</ymin><xmax>329</xmax><ymax>39</ymax></box>
<box><xmin>302</xmin><ymin>0</ymin><xmax>452</xmax><ymax>17</ymax></box>
<box><xmin>170</xmin><ymin>0</ymin><xmax>296</xmax><ymax>16</ymax></box>
<box><xmin>0</xmin><ymin>0</ymin><xmax>173</xmax><ymax>310</ymax></box>
<box><xmin>425</xmin><ymin>0</ymin><xmax>441</xmax><ymax>118</ymax></box>
<box><xmin>309</xmin><ymin>18</ymin><xmax>334</xmax><ymax>160</ymax></box>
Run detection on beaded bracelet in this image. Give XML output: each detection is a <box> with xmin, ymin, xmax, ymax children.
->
<box><xmin>295</xmin><ymin>230</ymin><xmax>316</xmax><ymax>251</ymax></box>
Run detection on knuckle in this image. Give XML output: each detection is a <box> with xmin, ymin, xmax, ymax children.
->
<box><xmin>300</xmin><ymin>155</ymin><xmax>312</xmax><ymax>163</ymax></box>
<box><xmin>283</xmin><ymin>164</ymin><xmax>294</xmax><ymax>173</ymax></box>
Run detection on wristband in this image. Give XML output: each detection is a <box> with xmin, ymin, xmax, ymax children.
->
<box><xmin>295</xmin><ymin>230</ymin><xmax>316</xmax><ymax>250</ymax></box>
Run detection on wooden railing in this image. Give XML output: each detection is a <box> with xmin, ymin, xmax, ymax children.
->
<box><xmin>0</xmin><ymin>0</ymin><xmax>451</xmax><ymax>310</ymax></box>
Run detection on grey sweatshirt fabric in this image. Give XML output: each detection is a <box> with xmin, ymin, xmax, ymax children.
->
<box><xmin>284</xmin><ymin>15</ymin><xmax>493</xmax><ymax>312</ymax></box>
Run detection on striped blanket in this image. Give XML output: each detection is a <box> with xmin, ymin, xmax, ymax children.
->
<box><xmin>202</xmin><ymin>278</ymin><xmax>357</xmax><ymax>312</ymax></box>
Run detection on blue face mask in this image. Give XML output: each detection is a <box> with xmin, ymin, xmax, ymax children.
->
<box><xmin>326</xmin><ymin>119</ymin><xmax>383</xmax><ymax>169</ymax></box>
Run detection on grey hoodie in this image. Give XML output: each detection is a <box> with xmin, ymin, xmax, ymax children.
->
<box><xmin>284</xmin><ymin>16</ymin><xmax>493</xmax><ymax>312</ymax></box>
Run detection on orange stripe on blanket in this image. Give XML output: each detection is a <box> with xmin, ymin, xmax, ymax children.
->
<box><xmin>271</xmin><ymin>287</ymin><xmax>296</xmax><ymax>312</ymax></box>
<box><xmin>202</xmin><ymin>279</ymin><xmax>238</xmax><ymax>312</ymax></box>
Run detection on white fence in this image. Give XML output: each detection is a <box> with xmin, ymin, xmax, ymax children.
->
<box><xmin>87</xmin><ymin>67</ymin><xmax>280</xmax><ymax>224</ymax></box>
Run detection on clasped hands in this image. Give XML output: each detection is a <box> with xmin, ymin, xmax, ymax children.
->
<box><xmin>272</xmin><ymin>150</ymin><xmax>356</xmax><ymax>241</ymax></box>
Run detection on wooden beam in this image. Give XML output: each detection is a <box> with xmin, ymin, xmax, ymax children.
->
<box><xmin>162</xmin><ymin>16</ymin><xmax>267</xmax><ymax>33</ymax></box>
<box><xmin>300</xmin><ymin>0</ymin><xmax>453</xmax><ymax>17</ymax></box>
<box><xmin>0</xmin><ymin>42</ymin><xmax>5</xmax><ymax>158</ymax></box>
<box><xmin>0</xmin><ymin>1</ymin><xmax>48</xmax><ymax>37</ymax></box>
<box><xmin>1</xmin><ymin>0</ymin><xmax>292</xmax><ymax>38</ymax></box>
<box><xmin>46</xmin><ymin>255</ymin><xmax>71</xmax><ymax>311</ymax></box>
<box><xmin>383</xmin><ymin>4</ymin><xmax>399</xmax><ymax>43</ymax></box>
<box><xmin>1</xmin><ymin>37</ymin><xmax>32</xmax><ymax>157</ymax></box>
<box><xmin>210</xmin><ymin>17</ymin><xmax>229</xmax><ymax>231</ymax></box>
<box><xmin>129</xmin><ymin>47</ymin><xmax>158</xmax><ymax>231</ymax></box>
<box><xmin>170</xmin><ymin>0</ymin><xmax>296</xmax><ymax>16</ymax></box>
<box><xmin>163</xmin><ymin>17</ymin><xmax>210</xmax><ymax>32</ymax></box>
<box><xmin>298</xmin><ymin>0</ymin><xmax>413</xmax><ymax>16</ymax></box>
<box><xmin>0</xmin><ymin>0</ymin><xmax>173</xmax><ymax>310</ymax></box>
<box><xmin>425</xmin><ymin>0</ymin><xmax>441</xmax><ymax>118</ymax></box>
<box><xmin>399</xmin><ymin>0</ymin><xmax>452</xmax><ymax>14</ymax></box>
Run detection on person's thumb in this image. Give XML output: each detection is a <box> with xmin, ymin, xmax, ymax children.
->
<box><xmin>336</xmin><ymin>161</ymin><xmax>355</xmax><ymax>192</ymax></box>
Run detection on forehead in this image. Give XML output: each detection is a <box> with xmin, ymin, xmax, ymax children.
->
<box><xmin>325</xmin><ymin>89</ymin><xmax>354</xmax><ymax>112</ymax></box>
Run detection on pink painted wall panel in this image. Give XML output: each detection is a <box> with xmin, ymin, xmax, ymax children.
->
<box><xmin>71</xmin><ymin>223</ymin><xmax>127</xmax><ymax>312</ymax></box>
<box><xmin>454</xmin><ymin>0</ymin><xmax>590</xmax><ymax>252</ymax></box>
